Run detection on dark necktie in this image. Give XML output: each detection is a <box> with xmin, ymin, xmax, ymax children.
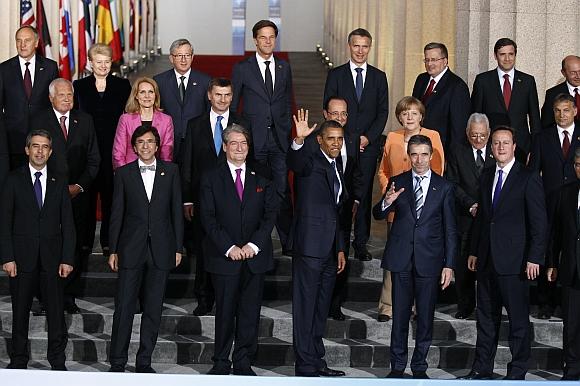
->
<box><xmin>421</xmin><ymin>78</ymin><xmax>436</xmax><ymax>103</ymax></box>
<box><xmin>575</xmin><ymin>88</ymin><xmax>580</xmax><ymax>118</ymax></box>
<box><xmin>179</xmin><ymin>76</ymin><xmax>186</xmax><ymax>103</ymax></box>
<box><xmin>355</xmin><ymin>67</ymin><xmax>363</xmax><ymax>101</ymax></box>
<box><xmin>492</xmin><ymin>169</ymin><xmax>503</xmax><ymax>209</ymax></box>
<box><xmin>264</xmin><ymin>60</ymin><xmax>273</xmax><ymax>98</ymax></box>
<box><xmin>563</xmin><ymin>130</ymin><xmax>571</xmax><ymax>159</ymax></box>
<box><xmin>503</xmin><ymin>74</ymin><xmax>511</xmax><ymax>109</ymax></box>
<box><xmin>414</xmin><ymin>176</ymin><xmax>426</xmax><ymax>218</ymax></box>
<box><xmin>34</xmin><ymin>171</ymin><xmax>42</xmax><ymax>209</ymax></box>
<box><xmin>139</xmin><ymin>165</ymin><xmax>156</xmax><ymax>173</ymax></box>
<box><xmin>475</xmin><ymin>149</ymin><xmax>484</xmax><ymax>172</ymax></box>
<box><xmin>235</xmin><ymin>168</ymin><xmax>243</xmax><ymax>201</ymax></box>
<box><xmin>214</xmin><ymin>116</ymin><xmax>223</xmax><ymax>155</ymax></box>
<box><xmin>59</xmin><ymin>116</ymin><xmax>68</xmax><ymax>140</ymax></box>
<box><xmin>23</xmin><ymin>62</ymin><xmax>32</xmax><ymax>100</ymax></box>
<box><xmin>331</xmin><ymin>160</ymin><xmax>340</xmax><ymax>203</ymax></box>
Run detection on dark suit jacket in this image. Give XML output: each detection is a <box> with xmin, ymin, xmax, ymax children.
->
<box><xmin>373</xmin><ymin>171</ymin><xmax>457</xmax><ymax>276</ymax></box>
<box><xmin>73</xmin><ymin>74</ymin><xmax>131</xmax><ymax>169</ymax></box>
<box><xmin>199</xmin><ymin>161</ymin><xmax>276</xmax><ymax>275</ymax></box>
<box><xmin>231</xmin><ymin>55</ymin><xmax>293</xmax><ymax>153</ymax></box>
<box><xmin>445</xmin><ymin>143</ymin><xmax>495</xmax><ymax>232</ymax></box>
<box><xmin>153</xmin><ymin>68</ymin><xmax>211</xmax><ymax>160</ymax></box>
<box><xmin>547</xmin><ymin>180</ymin><xmax>580</xmax><ymax>286</ymax></box>
<box><xmin>412</xmin><ymin>69</ymin><xmax>471</xmax><ymax>148</ymax></box>
<box><xmin>287</xmin><ymin>145</ymin><xmax>347</xmax><ymax>258</ymax></box>
<box><xmin>470</xmin><ymin>162</ymin><xmax>547</xmax><ymax>274</ymax></box>
<box><xmin>0</xmin><ymin>166</ymin><xmax>75</xmax><ymax>273</ymax></box>
<box><xmin>323</xmin><ymin>62</ymin><xmax>389</xmax><ymax>157</ymax></box>
<box><xmin>0</xmin><ymin>120</ymin><xmax>8</xmax><ymax>184</ymax></box>
<box><xmin>109</xmin><ymin>160</ymin><xmax>184</xmax><ymax>270</ymax></box>
<box><xmin>540</xmin><ymin>81</ymin><xmax>579</xmax><ymax>129</ymax></box>
<box><xmin>471</xmin><ymin>69</ymin><xmax>541</xmax><ymax>154</ymax></box>
<box><xmin>30</xmin><ymin>109</ymin><xmax>100</xmax><ymax>189</ymax></box>
<box><xmin>0</xmin><ymin>55</ymin><xmax>59</xmax><ymax>155</ymax></box>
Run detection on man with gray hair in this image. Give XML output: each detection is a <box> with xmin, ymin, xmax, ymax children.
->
<box><xmin>445</xmin><ymin>113</ymin><xmax>494</xmax><ymax>319</ymax></box>
<box><xmin>154</xmin><ymin>38</ymin><xmax>211</xmax><ymax>162</ymax></box>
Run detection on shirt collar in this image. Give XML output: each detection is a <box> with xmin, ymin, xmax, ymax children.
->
<box><xmin>557</xmin><ymin>123</ymin><xmax>575</xmax><ymax>135</ymax></box>
<box><xmin>431</xmin><ymin>67</ymin><xmax>448</xmax><ymax>83</ymax></box>
<box><xmin>412</xmin><ymin>169</ymin><xmax>432</xmax><ymax>180</ymax></box>
<box><xmin>138</xmin><ymin>158</ymin><xmax>157</xmax><ymax>169</ymax></box>
<box><xmin>227</xmin><ymin>160</ymin><xmax>246</xmax><ymax>174</ymax></box>
<box><xmin>19</xmin><ymin>55</ymin><xmax>36</xmax><ymax>68</ymax></box>
<box><xmin>174</xmin><ymin>68</ymin><xmax>191</xmax><ymax>81</ymax></box>
<box><xmin>566</xmin><ymin>81</ymin><xmax>580</xmax><ymax>94</ymax></box>
<box><xmin>495</xmin><ymin>157</ymin><xmax>516</xmax><ymax>175</ymax></box>
<box><xmin>320</xmin><ymin>149</ymin><xmax>336</xmax><ymax>164</ymax></box>
<box><xmin>210</xmin><ymin>108</ymin><xmax>230</xmax><ymax>122</ymax></box>
<box><xmin>472</xmin><ymin>145</ymin><xmax>487</xmax><ymax>155</ymax></box>
<box><xmin>29</xmin><ymin>163</ymin><xmax>47</xmax><ymax>177</ymax></box>
<box><xmin>255</xmin><ymin>52</ymin><xmax>274</xmax><ymax>65</ymax></box>
<box><xmin>497</xmin><ymin>67</ymin><xmax>515</xmax><ymax>80</ymax></box>
<box><xmin>349</xmin><ymin>60</ymin><xmax>367</xmax><ymax>72</ymax></box>
<box><xmin>53</xmin><ymin>108</ymin><xmax>70</xmax><ymax>120</ymax></box>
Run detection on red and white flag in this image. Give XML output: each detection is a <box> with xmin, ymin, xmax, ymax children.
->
<box><xmin>20</xmin><ymin>0</ymin><xmax>36</xmax><ymax>27</ymax></box>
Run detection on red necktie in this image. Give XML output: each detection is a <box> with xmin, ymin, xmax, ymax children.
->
<box><xmin>23</xmin><ymin>62</ymin><xmax>32</xmax><ymax>100</ymax></box>
<box><xmin>59</xmin><ymin>116</ymin><xmax>68</xmax><ymax>140</ymax></box>
<box><xmin>503</xmin><ymin>74</ymin><xmax>511</xmax><ymax>109</ymax></box>
<box><xmin>421</xmin><ymin>79</ymin><xmax>436</xmax><ymax>103</ymax></box>
<box><xmin>563</xmin><ymin>130</ymin><xmax>570</xmax><ymax>159</ymax></box>
<box><xmin>575</xmin><ymin>88</ymin><xmax>579</xmax><ymax>118</ymax></box>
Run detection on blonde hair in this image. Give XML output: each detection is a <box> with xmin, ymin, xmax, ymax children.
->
<box><xmin>395</xmin><ymin>96</ymin><xmax>425</xmax><ymax>126</ymax></box>
<box><xmin>88</xmin><ymin>43</ymin><xmax>113</xmax><ymax>61</ymax></box>
<box><xmin>125</xmin><ymin>77</ymin><xmax>161</xmax><ymax>113</ymax></box>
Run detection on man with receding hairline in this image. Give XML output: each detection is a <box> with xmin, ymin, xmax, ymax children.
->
<box><xmin>541</xmin><ymin>55</ymin><xmax>580</xmax><ymax>128</ymax></box>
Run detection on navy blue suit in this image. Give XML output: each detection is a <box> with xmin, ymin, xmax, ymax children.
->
<box><xmin>540</xmin><ymin>82</ymin><xmax>579</xmax><ymax>129</ymax></box>
<box><xmin>373</xmin><ymin>170</ymin><xmax>456</xmax><ymax>372</ymax></box>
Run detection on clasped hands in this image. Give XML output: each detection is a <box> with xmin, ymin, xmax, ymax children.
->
<box><xmin>229</xmin><ymin>244</ymin><xmax>257</xmax><ymax>261</ymax></box>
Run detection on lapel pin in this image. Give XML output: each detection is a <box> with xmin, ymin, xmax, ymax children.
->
<box><xmin>278</xmin><ymin>64</ymin><xmax>282</xmax><ymax>69</ymax></box>
<box><xmin>51</xmin><ymin>177</ymin><xmax>56</xmax><ymax>181</ymax></box>
<box><xmin>192</xmin><ymin>82</ymin><xmax>197</xmax><ymax>86</ymax></box>
<box><xmin>73</xmin><ymin>119</ymin><xmax>78</xmax><ymax>124</ymax></box>
<box><xmin>160</xmin><ymin>172</ymin><xmax>165</xmax><ymax>176</ymax></box>
<box><xmin>256</xmin><ymin>187</ymin><xmax>264</xmax><ymax>192</ymax></box>
<box><xmin>39</xmin><ymin>67</ymin><xmax>44</xmax><ymax>71</ymax></box>
<box><xmin>517</xmin><ymin>78</ymin><xmax>522</xmax><ymax>82</ymax></box>
<box><xmin>432</xmin><ymin>186</ymin><xmax>437</xmax><ymax>191</ymax></box>
<box><xmin>251</xmin><ymin>171</ymin><xmax>255</xmax><ymax>175</ymax></box>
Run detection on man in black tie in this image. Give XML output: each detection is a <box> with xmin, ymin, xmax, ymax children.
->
<box><xmin>541</xmin><ymin>55</ymin><xmax>580</xmax><ymax>128</ymax></box>
<box><xmin>1</xmin><ymin>129</ymin><xmax>75</xmax><ymax>370</ymax></box>
<box><xmin>108</xmin><ymin>126</ymin><xmax>183</xmax><ymax>373</ymax></box>
<box><xmin>445</xmin><ymin>113</ymin><xmax>494</xmax><ymax>319</ymax></box>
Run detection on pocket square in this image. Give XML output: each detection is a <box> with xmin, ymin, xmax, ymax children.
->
<box><xmin>256</xmin><ymin>187</ymin><xmax>264</xmax><ymax>193</ymax></box>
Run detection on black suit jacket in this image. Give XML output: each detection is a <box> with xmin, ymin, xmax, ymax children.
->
<box><xmin>73</xmin><ymin>74</ymin><xmax>131</xmax><ymax>168</ymax></box>
<box><xmin>323</xmin><ymin>62</ymin><xmax>389</xmax><ymax>157</ymax></box>
<box><xmin>30</xmin><ymin>109</ymin><xmax>100</xmax><ymax>189</ymax></box>
<box><xmin>0</xmin><ymin>166</ymin><xmax>75</xmax><ymax>273</ymax></box>
<box><xmin>412</xmin><ymin>69</ymin><xmax>471</xmax><ymax>147</ymax></box>
<box><xmin>471</xmin><ymin>69</ymin><xmax>541</xmax><ymax>155</ymax></box>
<box><xmin>470</xmin><ymin>161</ymin><xmax>547</xmax><ymax>274</ymax></box>
<box><xmin>199</xmin><ymin>161</ymin><xmax>276</xmax><ymax>275</ymax></box>
<box><xmin>231</xmin><ymin>55</ymin><xmax>293</xmax><ymax>153</ymax></box>
<box><xmin>445</xmin><ymin>143</ymin><xmax>495</xmax><ymax>232</ymax></box>
<box><xmin>287</xmin><ymin>145</ymin><xmax>347</xmax><ymax>258</ymax></box>
<box><xmin>0</xmin><ymin>120</ymin><xmax>8</xmax><ymax>184</ymax></box>
<box><xmin>0</xmin><ymin>55</ymin><xmax>59</xmax><ymax>155</ymax></box>
<box><xmin>540</xmin><ymin>81</ymin><xmax>579</xmax><ymax>129</ymax></box>
<box><xmin>547</xmin><ymin>180</ymin><xmax>580</xmax><ymax>286</ymax></box>
<box><xmin>109</xmin><ymin>160</ymin><xmax>184</xmax><ymax>270</ymax></box>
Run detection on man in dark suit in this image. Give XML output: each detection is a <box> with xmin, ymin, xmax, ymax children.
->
<box><xmin>200</xmin><ymin>124</ymin><xmax>276</xmax><ymax>376</ymax></box>
<box><xmin>288</xmin><ymin>120</ymin><xmax>347</xmax><ymax>377</ymax></box>
<box><xmin>0</xmin><ymin>26</ymin><xmax>58</xmax><ymax>169</ymax></box>
<box><xmin>30</xmin><ymin>78</ymin><xmax>100</xmax><ymax>314</ymax></box>
<box><xmin>108</xmin><ymin>126</ymin><xmax>183</xmax><ymax>373</ymax></box>
<box><xmin>0</xmin><ymin>119</ymin><xmax>8</xmax><ymax>184</ymax></box>
<box><xmin>445</xmin><ymin>113</ymin><xmax>494</xmax><ymax>319</ymax></box>
<box><xmin>181</xmin><ymin>77</ymin><xmax>249</xmax><ymax>316</ymax></box>
<box><xmin>153</xmin><ymin>38</ymin><xmax>210</xmax><ymax>162</ymax></box>
<box><xmin>540</xmin><ymin>55</ymin><xmax>580</xmax><ymax>128</ymax></box>
<box><xmin>471</xmin><ymin>38</ymin><xmax>541</xmax><ymax>163</ymax></box>
<box><xmin>460</xmin><ymin>126</ymin><xmax>547</xmax><ymax>380</ymax></box>
<box><xmin>412</xmin><ymin>42</ymin><xmax>471</xmax><ymax>149</ymax></box>
<box><xmin>374</xmin><ymin>135</ymin><xmax>456</xmax><ymax>379</ymax></box>
<box><xmin>323</xmin><ymin>28</ymin><xmax>389</xmax><ymax>261</ymax></box>
<box><xmin>231</xmin><ymin>20</ymin><xmax>294</xmax><ymax>252</ymax></box>
<box><xmin>529</xmin><ymin>93</ymin><xmax>579</xmax><ymax>319</ymax></box>
<box><xmin>1</xmin><ymin>129</ymin><xmax>75</xmax><ymax>370</ymax></box>
<box><xmin>547</xmin><ymin>147</ymin><xmax>580</xmax><ymax>381</ymax></box>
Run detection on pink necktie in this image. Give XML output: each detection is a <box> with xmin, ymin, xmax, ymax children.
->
<box><xmin>503</xmin><ymin>74</ymin><xmax>511</xmax><ymax>109</ymax></box>
<box><xmin>235</xmin><ymin>168</ymin><xmax>243</xmax><ymax>201</ymax></box>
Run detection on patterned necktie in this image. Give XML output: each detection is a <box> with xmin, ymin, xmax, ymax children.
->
<box><xmin>23</xmin><ymin>62</ymin><xmax>32</xmax><ymax>100</ymax></box>
<box><xmin>355</xmin><ymin>67</ymin><xmax>363</xmax><ymax>101</ymax></box>
<box><xmin>34</xmin><ymin>171</ymin><xmax>42</xmax><ymax>209</ymax></box>
<box><xmin>563</xmin><ymin>130</ymin><xmax>571</xmax><ymax>159</ymax></box>
<box><xmin>179</xmin><ymin>76</ymin><xmax>186</xmax><ymax>103</ymax></box>
<box><xmin>214</xmin><ymin>116</ymin><xmax>223</xmax><ymax>155</ymax></box>
<box><xmin>139</xmin><ymin>165</ymin><xmax>156</xmax><ymax>173</ymax></box>
<box><xmin>331</xmin><ymin>160</ymin><xmax>340</xmax><ymax>203</ymax></box>
<box><xmin>492</xmin><ymin>169</ymin><xmax>503</xmax><ymax>209</ymax></box>
<box><xmin>503</xmin><ymin>74</ymin><xmax>511</xmax><ymax>109</ymax></box>
<box><xmin>414</xmin><ymin>176</ymin><xmax>426</xmax><ymax>218</ymax></box>
<box><xmin>264</xmin><ymin>60</ymin><xmax>273</xmax><ymax>97</ymax></box>
<box><xmin>59</xmin><ymin>116</ymin><xmax>68</xmax><ymax>140</ymax></box>
<box><xmin>422</xmin><ymin>78</ymin><xmax>436</xmax><ymax>103</ymax></box>
<box><xmin>235</xmin><ymin>168</ymin><xmax>243</xmax><ymax>201</ymax></box>
<box><xmin>475</xmin><ymin>149</ymin><xmax>484</xmax><ymax>172</ymax></box>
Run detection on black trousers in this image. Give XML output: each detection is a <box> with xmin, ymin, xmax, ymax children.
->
<box><xmin>64</xmin><ymin>192</ymin><xmax>91</xmax><ymax>306</ymax></box>
<box><xmin>330</xmin><ymin>196</ymin><xmax>355</xmax><ymax>310</ymax></box>
<box><xmin>109</xmin><ymin>246</ymin><xmax>169</xmax><ymax>367</ymax></box>
<box><xmin>292</xmin><ymin>252</ymin><xmax>336</xmax><ymax>375</ymax></box>
<box><xmin>9</xmin><ymin>263</ymin><xmax>67</xmax><ymax>367</ymax></box>
<box><xmin>85</xmin><ymin>161</ymin><xmax>114</xmax><ymax>250</ymax></box>
<box><xmin>352</xmin><ymin>150</ymin><xmax>378</xmax><ymax>250</ymax></box>
<box><xmin>211</xmin><ymin>263</ymin><xmax>265</xmax><ymax>371</ymax></box>
<box><xmin>455</xmin><ymin>230</ymin><xmax>476</xmax><ymax>313</ymax></box>
<box><xmin>193</xmin><ymin>216</ymin><xmax>214</xmax><ymax>307</ymax></box>
<box><xmin>562</xmin><ymin>274</ymin><xmax>580</xmax><ymax>377</ymax></box>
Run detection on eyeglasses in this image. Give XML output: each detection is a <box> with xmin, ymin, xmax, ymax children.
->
<box><xmin>172</xmin><ymin>54</ymin><xmax>192</xmax><ymax>60</ymax></box>
<box><xmin>327</xmin><ymin>111</ymin><xmax>348</xmax><ymax>118</ymax></box>
<box><xmin>469</xmin><ymin>134</ymin><xmax>488</xmax><ymax>140</ymax></box>
<box><xmin>135</xmin><ymin>139</ymin><xmax>157</xmax><ymax>146</ymax></box>
<box><xmin>423</xmin><ymin>57</ymin><xmax>446</xmax><ymax>64</ymax></box>
<box><xmin>574</xmin><ymin>162</ymin><xmax>580</xmax><ymax>168</ymax></box>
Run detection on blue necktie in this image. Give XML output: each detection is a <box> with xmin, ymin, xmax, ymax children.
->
<box><xmin>355</xmin><ymin>67</ymin><xmax>363</xmax><ymax>101</ymax></box>
<box><xmin>34</xmin><ymin>171</ymin><xmax>42</xmax><ymax>209</ymax></box>
<box><xmin>214</xmin><ymin>116</ymin><xmax>223</xmax><ymax>155</ymax></box>
<box><xmin>492</xmin><ymin>169</ymin><xmax>503</xmax><ymax>209</ymax></box>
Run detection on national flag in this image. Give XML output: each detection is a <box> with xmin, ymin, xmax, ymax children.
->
<box><xmin>110</xmin><ymin>0</ymin><xmax>123</xmax><ymax>58</ymax></box>
<box><xmin>129</xmin><ymin>0</ymin><xmax>135</xmax><ymax>50</ymax></box>
<box><xmin>58</xmin><ymin>0</ymin><xmax>75</xmax><ymax>79</ymax></box>
<box><xmin>96</xmin><ymin>0</ymin><xmax>122</xmax><ymax>62</ymax></box>
<box><xmin>20</xmin><ymin>0</ymin><xmax>35</xmax><ymax>27</ymax></box>
<box><xmin>36</xmin><ymin>0</ymin><xmax>53</xmax><ymax>59</ymax></box>
<box><xmin>115</xmin><ymin>0</ymin><xmax>125</xmax><ymax>50</ymax></box>
<box><xmin>78</xmin><ymin>0</ymin><xmax>93</xmax><ymax>74</ymax></box>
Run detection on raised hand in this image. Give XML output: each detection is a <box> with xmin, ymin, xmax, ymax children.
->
<box><xmin>293</xmin><ymin>108</ymin><xmax>317</xmax><ymax>141</ymax></box>
<box><xmin>383</xmin><ymin>182</ymin><xmax>405</xmax><ymax>206</ymax></box>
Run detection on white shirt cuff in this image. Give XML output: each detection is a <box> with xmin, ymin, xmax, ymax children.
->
<box><xmin>291</xmin><ymin>140</ymin><xmax>304</xmax><ymax>150</ymax></box>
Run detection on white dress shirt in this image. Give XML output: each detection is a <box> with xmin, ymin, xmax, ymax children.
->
<box><xmin>255</xmin><ymin>52</ymin><xmax>276</xmax><ymax>89</ymax></box>
<box><xmin>349</xmin><ymin>60</ymin><xmax>367</xmax><ymax>88</ymax></box>
<box><xmin>138</xmin><ymin>158</ymin><xmax>156</xmax><ymax>201</ymax></box>
<box><xmin>497</xmin><ymin>67</ymin><xmax>515</xmax><ymax>90</ymax></box>
<box><xmin>19</xmin><ymin>55</ymin><xmax>36</xmax><ymax>85</ymax></box>
<box><xmin>492</xmin><ymin>157</ymin><xmax>515</xmax><ymax>201</ymax></box>
<box><xmin>210</xmin><ymin>108</ymin><xmax>230</xmax><ymax>138</ymax></box>
<box><xmin>29</xmin><ymin>163</ymin><xmax>47</xmax><ymax>204</ymax></box>
<box><xmin>557</xmin><ymin>124</ymin><xmax>575</xmax><ymax>147</ymax></box>
<box><xmin>566</xmin><ymin>81</ymin><xmax>579</xmax><ymax>97</ymax></box>
<box><xmin>472</xmin><ymin>145</ymin><xmax>487</xmax><ymax>163</ymax></box>
<box><xmin>174</xmin><ymin>68</ymin><xmax>191</xmax><ymax>90</ymax></box>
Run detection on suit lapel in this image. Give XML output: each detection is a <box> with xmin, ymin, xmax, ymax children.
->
<box><xmin>31</xmin><ymin>57</ymin><xmax>46</xmax><ymax>99</ymax></box>
<box><xmin>249</xmin><ymin>56</ymin><xmax>270</xmax><ymax>99</ymax></box>
<box><xmin>167</xmin><ymin>71</ymin><xmax>182</xmax><ymax>105</ymax></box>
<box><xmin>494</xmin><ymin>162</ymin><xmax>520</xmax><ymax>212</ymax></box>
<box><xmin>273</xmin><ymin>58</ymin><xmax>285</xmax><ymax>97</ymax></box>
<box><xmin>41</xmin><ymin>172</ymin><xmax>58</xmax><ymax>215</ymax></box>
<box><xmin>241</xmin><ymin>168</ymin><xmax>257</xmax><ymax>207</ymax></box>
<box><xmin>220</xmin><ymin>162</ymin><xmax>241</xmax><ymax>203</ymax></box>
<box><xmin>129</xmin><ymin>162</ymin><xmax>150</xmax><ymax>203</ymax></box>
<box><xmin>203</xmin><ymin>115</ymin><xmax>219</xmax><ymax>158</ymax></box>
<box><xmin>359</xmin><ymin>66</ymin><xmax>372</xmax><ymax>103</ymax></box>
<box><xmin>20</xmin><ymin>167</ymin><xmax>41</xmax><ymax>213</ymax></box>
<box><xmin>509</xmin><ymin>71</ymin><xmax>525</xmax><ymax>111</ymax></box>
<box><xmin>490</xmin><ymin>71</ymin><xmax>508</xmax><ymax>111</ymax></box>
<box><xmin>548</xmin><ymin>127</ymin><xmax>565</xmax><ymax>162</ymax></box>
<box><xmin>149</xmin><ymin>161</ymin><xmax>166</xmax><ymax>203</ymax></box>
<box><xmin>342</xmin><ymin>64</ymin><xmax>358</xmax><ymax>104</ymax></box>
<box><xmin>568</xmin><ymin>125</ymin><xmax>580</xmax><ymax>161</ymax></box>
<box><xmin>66</xmin><ymin>112</ymin><xmax>79</xmax><ymax>144</ymax></box>
<box><xmin>419</xmin><ymin>173</ymin><xmax>440</xmax><ymax>221</ymax></box>
<box><xmin>403</xmin><ymin>172</ymin><xmax>416</xmax><ymax>218</ymax></box>
<box><xmin>11</xmin><ymin>58</ymin><xmax>27</xmax><ymax>100</ymax></box>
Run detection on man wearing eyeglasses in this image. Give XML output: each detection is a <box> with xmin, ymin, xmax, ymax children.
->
<box><xmin>412</xmin><ymin>42</ymin><xmax>471</xmax><ymax>150</ymax></box>
<box><xmin>540</xmin><ymin>55</ymin><xmax>580</xmax><ymax>128</ymax></box>
<box><xmin>154</xmin><ymin>38</ymin><xmax>210</xmax><ymax>163</ymax></box>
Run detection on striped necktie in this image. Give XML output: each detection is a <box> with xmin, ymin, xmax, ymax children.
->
<box><xmin>414</xmin><ymin>176</ymin><xmax>426</xmax><ymax>218</ymax></box>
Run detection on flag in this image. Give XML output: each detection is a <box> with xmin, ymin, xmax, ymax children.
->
<box><xmin>20</xmin><ymin>0</ymin><xmax>35</xmax><ymax>27</ymax></box>
<box><xmin>36</xmin><ymin>0</ymin><xmax>53</xmax><ymax>59</ymax></box>
<box><xmin>110</xmin><ymin>0</ymin><xmax>123</xmax><ymax>58</ymax></box>
<box><xmin>78</xmin><ymin>0</ymin><xmax>93</xmax><ymax>74</ymax></box>
<box><xmin>115</xmin><ymin>0</ymin><xmax>125</xmax><ymax>50</ymax></box>
<box><xmin>96</xmin><ymin>0</ymin><xmax>122</xmax><ymax>62</ymax></box>
<box><xmin>129</xmin><ymin>0</ymin><xmax>135</xmax><ymax>50</ymax></box>
<box><xmin>59</xmin><ymin>0</ymin><xmax>75</xmax><ymax>79</ymax></box>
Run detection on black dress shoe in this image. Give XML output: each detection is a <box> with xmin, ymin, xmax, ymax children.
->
<box><xmin>32</xmin><ymin>305</ymin><xmax>47</xmax><ymax>316</ymax></box>
<box><xmin>562</xmin><ymin>373</ymin><xmax>580</xmax><ymax>381</ymax></box>
<box><xmin>329</xmin><ymin>308</ymin><xmax>346</xmax><ymax>321</ymax></box>
<box><xmin>503</xmin><ymin>373</ymin><xmax>525</xmax><ymax>380</ymax></box>
<box><xmin>454</xmin><ymin>309</ymin><xmax>473</xmax><ymax>319</ymax></box>
<box><xmin>192</xmin><ymin>303</ymin><xmax>212</xmax><ymax>316</ymax></box>
<box><xmin>109</xmin><ymin>364</ymin><xmax>125</xmax><ymax>372</ymax></box>
<box><xmin>65</xmin><ymin>303</ymin><xmax>81</xmax><ymax>314</ymax></box>
<box><xmin>458</xmin><ymin>370</ymin><xmax>492</xmax><ymax>380</ymax></box>
<box><xmin>412</xmin><ymin>371</ymin><xmax>428</xmax><ymax>379</ymax></box>
<box><xmin>51</xmin><ymin>365</ymin><xmax>67</xmax><ymax>371</ymax></box>
<box><xmin>386</xmin><ymin>369</ymin><xmax>405</xmax><ymax>378</ymax></box>
<box><xmin>295</xmin><ymin>371</ymin><xmax>319</xmax><ymax>377</ymax></box>
<box><xmin>318</xmin><ymin>366</ymin><xmax>345</xmax><ymax>377</ymax></box>
<box><xmin>536</xmin><ymin>305</ymin><xmax>552</xmax><ymax>319</ymax></box>
<box><xmin>7</xmin><ymin>363</ymin><xmax>27</xmax><ymax>369</ymax></box>
<box><xmin>233</xmin><ymin>367</ymin><xmax>257</xmax><ymax>376</ymax></box>
<box><xmin>136</xmin><ymin>365</ymin><xmax>156</xmax><ymax>373</ymax></box>
<box><xmin>377</xmin><ymin>314</ymin><xmax>391</xmax><ymax>322</ymax></box>
<box><xmin>355</xmin><ymin>247</ymin><xmax>372</xmax><ymax>261</ymax></box>
<box><xmin>207</xmin><ymin>365</ymin><xmax>231</xmax><ymax>375</ymax></box>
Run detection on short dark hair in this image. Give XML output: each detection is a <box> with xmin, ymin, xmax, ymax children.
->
<box><xmin>491</xmin><ymin>125</ymin><xmax>516</xmax><ymax>143</ymax></box>
<box><xmin>424</xmin><ymin>42</ymin><xmax>448</xmax><ymax>58</ymax></box>
<box><xmin>15</xmin><ymin>25</ymin><xmax>38</xmax><ymax>40</ymax></box>
<box><xmin>318</xmin><ymin>120</ymin><xmax>344</xmax><ymax>138</ymax></box>
<box><xmin>348</xmin><ymin>28</ymin><xmax>372</xmax><ymax>44</ymax></box>
<box><xmin>553</xmin><ymin>93</ymin><xmax>575</xmax><ymax>107</ymax></box>
<box><xmin>222</xmin><ymin>123</ymin><xmax>251</xmax><ymax>144</ymax></box>
<box><xmin>26</xmin><ymin>129</ymin><xmax>52</xmax><ymax>148</ymax></box>
<box><xmin>494</xmin><ymin>38</ymin><xmax>517</xmax><ymax>55</ymax></box>
<box><xmin>407</xmin><ymin>134</ymin><xmax>433</xmax><ymax>154</ymax></box>
<box><xmin>131</xmin><ymin>126</ymin><xmax>161</xmax><ymax>148</ymax></box>
<box><xmin>323</xmin><ymin>96</ymin><xmax>348</xmax><ymax>111</ymax></box>
<box><xmin>252</xmin><ymin>20</ymin><xmax>278</xmax><ymax>38</ymax></box>
<box><xmin>208</xmin><ymin>77</ymin><xmax>232</xmax><ymax>92</ymax></box>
